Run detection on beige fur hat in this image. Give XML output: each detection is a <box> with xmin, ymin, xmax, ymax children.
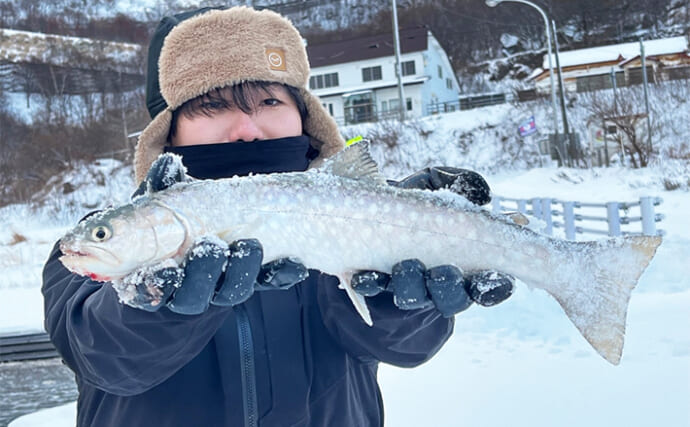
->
<box><xmin>134</xmin><ymin>6</ymin><xmax>344</xmax><ymax>182</ymax></box>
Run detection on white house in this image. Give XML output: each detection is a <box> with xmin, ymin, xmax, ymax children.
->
<box><xmin>306</xmin><ymin>27</ymin><xmax>459</xmax><ymax>125</ymax></box>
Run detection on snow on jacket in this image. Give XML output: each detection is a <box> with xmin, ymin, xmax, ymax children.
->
<box><xmin>42</xmin><ymin>242</ymin><xmax>454</xmax><ymax>426</ymax></box>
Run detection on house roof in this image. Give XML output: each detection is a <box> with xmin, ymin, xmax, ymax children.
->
<box><xmin>307</xmin><ymin>26</ymin><xmax>428</xmax><ymax>68</ymax></box>
<box><xmin>542</xmin><ymin>36</ymin><xmax>688</xmax><ymax>69</ymax></box>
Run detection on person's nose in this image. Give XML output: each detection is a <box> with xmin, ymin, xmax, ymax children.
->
<box><xmin>225</xmin><ymin>111</ymin><xmax>264</xmax><ymax>142</ymax></box>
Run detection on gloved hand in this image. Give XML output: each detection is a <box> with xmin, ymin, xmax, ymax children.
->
<box><xmin>353</xmin><ymin>166</ymin><xmax>514</xmax><ymax>317</ymax></box>
<box><xmin>351</xmin><ymin>262</ymin><xmax>514</xmax><ymax>317</ymax></box>
<box><xmin>114</xmin><ymin>237</ymin><xmax>307</xmax><ymax>314</ymax></box>
<box><xmin>390</xmin><ymin>166</ymin><xmax>491</xmax><ymax>205</ymax></box>
<box><xmin>113</xmin><ymin>154</ymin><xmax>309</xmax><ymax>314</ymax></box>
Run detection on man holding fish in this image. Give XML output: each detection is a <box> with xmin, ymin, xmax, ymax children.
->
<box><xmin>43</xmin><ymin>6</ymin><xmax>518</xmax><ymax>426</ymax></box>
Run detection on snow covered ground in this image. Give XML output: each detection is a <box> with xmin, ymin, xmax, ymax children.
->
<box><xmin>3</xmin><ymin>106</ymin><xmax>689</xmax><ymax>426</ymax></box>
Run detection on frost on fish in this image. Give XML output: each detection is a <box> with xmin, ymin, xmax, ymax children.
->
<box><xmin>58</xmin><ymin>141</ymin><xmax>662</xmax><ymax>365</ymax></box>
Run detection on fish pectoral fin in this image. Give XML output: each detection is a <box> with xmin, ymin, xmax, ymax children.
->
<box><xmin>337</xmin><ymin>272</ymin><xmax>373</xmax><ymax>326</ymax></box>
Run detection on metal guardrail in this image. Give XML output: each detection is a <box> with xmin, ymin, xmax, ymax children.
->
<box><xmin>491</xmin><ymin>195</ymin><xmax>664</xmax><ymax>240</ymax></box>
<box><xmin>0</xmin><ymin>332</ymin><xmax>58</xmax><ymax>362</ymax></box>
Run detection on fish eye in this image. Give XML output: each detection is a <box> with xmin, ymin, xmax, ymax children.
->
<box><xmin>91</xmin><ymin>225</ymin><xmax>112</xmax><ymax>242</ymax></box>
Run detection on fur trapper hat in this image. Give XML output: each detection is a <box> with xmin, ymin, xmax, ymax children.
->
<box><xmin>134</xmin><ymin>6</ymin><xmax>345</xmax><ymax>182</ymax></box>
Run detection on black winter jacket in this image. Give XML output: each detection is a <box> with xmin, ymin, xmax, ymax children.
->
<box><xmin>42</xmin><ymin>242</ymin><xmax>454</xmax><ymax>427</ymax></box>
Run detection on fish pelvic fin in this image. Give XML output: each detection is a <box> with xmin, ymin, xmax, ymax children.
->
<box><xmin>551</xmin><ymin>235</ymin><xmax>662</xmax><ymax>365</ymax></box>
<box><xmin>316</xmin><ymin>140</ymin><xmax>387</xmax><ymax>185</ymax></box>
<box><xmin>337</xmin><ymin>272</ymin><xmax>373</xmax><ymax>326</ymax></box>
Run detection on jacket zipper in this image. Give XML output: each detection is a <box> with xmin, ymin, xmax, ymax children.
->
<box><xmin>234</xmin><ymin>305</ymin><xmax>258</xmax><ymax>427</ymax></box>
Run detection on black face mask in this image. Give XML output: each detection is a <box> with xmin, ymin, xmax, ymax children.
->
<box><xmin>164</xmin><ymin>135</ymin><xmax>318</xmax><ymax>180</ymax></box>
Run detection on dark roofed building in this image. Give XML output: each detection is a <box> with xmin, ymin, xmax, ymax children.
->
<box><xmin>305</xmin><ymin>27</ymin><xmax>459</xmax><ymax>125</ymax></box>
<box><xmin>307</xmin><ymin>27</ymin><xmax>428</xmax><ymax>68</ymax></box>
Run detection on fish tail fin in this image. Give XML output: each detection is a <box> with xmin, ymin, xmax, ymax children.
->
<box><xmin>550</xmin><ymin>235</ymin><xmax>661</xmax><ymax>365</ymax></box>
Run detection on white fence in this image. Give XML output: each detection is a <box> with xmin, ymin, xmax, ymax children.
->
<box><xmin>491</xmin><ymin>195</ymin><xmax>664</xmax><ymax>240</ymax></box>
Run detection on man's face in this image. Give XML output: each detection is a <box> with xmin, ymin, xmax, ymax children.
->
<box><xmin>170</xmin><ymin>84</ymin><xmax>303</xmax><ymax>146</ymax></box>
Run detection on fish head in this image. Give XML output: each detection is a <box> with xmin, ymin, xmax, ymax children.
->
<box><xmin>59</xmin><ymin>201</ymin><xmax>188</xmax><ymax>282</ymax></box>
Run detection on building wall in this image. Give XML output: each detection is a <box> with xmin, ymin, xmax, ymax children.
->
<box><xmin>420</xmin><ymin>32</ymin><xmax>459</xmax><ymax>112</ymax></box>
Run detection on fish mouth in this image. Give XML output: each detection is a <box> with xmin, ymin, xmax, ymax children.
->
<box><xmin>58</xmin><ymin>244</ymin><xmax>123</xmax><ymax>282</ymax></box>
<box><xmin>59</xmin><ymin>241</ymin><xmax>91</xmax><ymax>259</ymax></box>
<box><xmin>60</xmin><ymin>247</ymin><xmax>88</xmax><ymax>258</ymax></box>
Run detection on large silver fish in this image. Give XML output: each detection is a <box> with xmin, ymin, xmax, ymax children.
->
<box><xmin>59</xmin><ymin>142</ymin><xmax>662</xmax><ymax>365</ymax></box>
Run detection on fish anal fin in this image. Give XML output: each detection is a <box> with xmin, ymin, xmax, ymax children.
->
<box><xmin>337</xmin><ymin>272</ymin><xmax>373</xmax><ymax>326</ymax></box>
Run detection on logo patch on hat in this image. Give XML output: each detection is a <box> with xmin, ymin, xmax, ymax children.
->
<box><xmin>266</xmin><ymin>48</ymin><xmax>287</xmax><ymax>71</ymax></box>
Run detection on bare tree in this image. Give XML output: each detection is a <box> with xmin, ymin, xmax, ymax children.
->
<box><xmin>582</xmin><ymin>87</ymin><xmax>660</xmax><ymax>167</ymax></box>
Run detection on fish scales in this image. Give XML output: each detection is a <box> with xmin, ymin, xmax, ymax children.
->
<box><xmin>158</xmin><ymin>172</ymin><xmax>547</xmax><ymax>280</ymax></box>
<box><xmin>59</xmin><ymin>145</ymin><xmax>662</xmax><ymax>365</ymax></box>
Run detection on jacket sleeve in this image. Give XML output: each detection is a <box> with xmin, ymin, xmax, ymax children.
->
<box><xmin>316</xmin><ymin>274</ymin><xmax>454</xmax><ymax>367</ymax></box>
<box><xmin>42</xmin><ymin>241</ymin><xmax>233</xmax><ymax>396</ymax></box>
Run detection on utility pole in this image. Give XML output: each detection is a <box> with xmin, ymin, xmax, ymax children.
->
<box><xmin>391</xmin><ymin>0</ymin><xmax>406</xmax><ymax>121</ymax></box>
<box><xmin>551</xmin><ymin>20</ymin><xmax>568</xmax><ymax>137</ymax></box>
<box><xmin>485</xmin><ymin>0</ymin><xmax>559</xmax><ymax>135</ymax></box>
<box><xmin>640</xmin><ymin>38</ymin><xmax>653</xmax><ymax>158</ymax></box>
<box><xmin>552</xmin><ymin>19</ymin><xmax>571</xmax><ymax>166</ymax></box>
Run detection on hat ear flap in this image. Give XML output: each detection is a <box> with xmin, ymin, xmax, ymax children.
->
<box><xmin>135</xmin><ymin>109</ymin><xmax>173</xmax><ymax>183</ymax></box>
<box><xmin>301</xmin><ymin>89</ymin><xmax>345</xmax><ymax>162</ymax></box>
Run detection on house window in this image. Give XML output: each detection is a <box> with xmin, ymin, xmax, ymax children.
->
<box><xmin>401</xmin><ymin>60</ymin><xmax>416</xmax><ymax>76</ymax></box>
<box><xmin>438</xmin><ymin>65</ymin><xmax>443</xmax><ymax>79</ymax></box>
<box><xmin>362</xmin><ymin>66</ymin><xmax>382</xmax><ymax>82</ymax></box>
<box><xmin>310</xmin><ymin>75</ymin><xmax>323</xmax><ymax>89</ymax></box>
<box><xmin>310</xmin><ymin>72</ymin><xmax>339</xmax><ymax>89</ymax></box>
<box><xmin>446</xmin><ymin>78</ymin><xmax>453</xmax><ymax>89</ymax></box>
<box><xmin>388</xmin><ymin>98</ymin><xmax>413</xmax><ymax>112</ymax></box>
<box><xmin>322</xmin><ymin>102</ymin><xmax>334</xmax><ymax>116</ymax></box>
<box><xmin>324</xmin><ymin>73</ymin><xmax>339</xmax><ymax>88</ymax></box>
<box><xmin>381</xmin><ymin>100</ymin><xmax>388</xmax><ymax>112</ymax></box>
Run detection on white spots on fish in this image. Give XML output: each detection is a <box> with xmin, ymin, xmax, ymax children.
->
<box><xmin>464</xmin><ymin>228</ymin><xmax>478</xmax><ymax>241</ymax></box>
<box><xmin>435</xmin><ymin>213</ymin><xmax>449</xmax><ymax>229</ymax></box>
<box><xmin>379</xmin><ymin>202</ymin><xmax>392</xmax><ymax>214</ymax></box>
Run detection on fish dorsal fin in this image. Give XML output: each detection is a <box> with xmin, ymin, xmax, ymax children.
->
<box><xmin>317</xmin><ymin>140</ymin><xmax>386</xmax><ymax>184</ymax></box>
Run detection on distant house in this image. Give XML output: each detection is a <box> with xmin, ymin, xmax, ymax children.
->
<box><xmin>531</xmin><ymin>36</ymin><xmax>690</xmax><ymax>94</ymax></box>
<box><xmin>306</xmin><ymin>27</ymin><xmax>459</xmax><ymax>125</ymax></box>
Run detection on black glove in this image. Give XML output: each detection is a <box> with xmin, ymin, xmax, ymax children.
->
<box><xmin>353</xmin><ymin>166</ymin><xmax>514</xmax><ymax>316</ymax></box>
<box><xmin>351</xmin><ymin>262</ymin><xmax>514</xmax><ymax>317</ymax></box>
<box><xmin>390</xmin><ymin>166</ymin><xmax>491</xmax><ymax>205</ymax></box>
<box><xmin>131</xmin><ymin>153</ymin><xmax>189</xmax><ymax>198</ymax></box>
<box><xmin>114</xmin><ymin>154</ymin><xmax>309</xmax><ymax>314</ymax></box>
<box><xmin>115</xmin><ymin>238</ymin><xmax>308</xmax><ymax>314</ymax></box>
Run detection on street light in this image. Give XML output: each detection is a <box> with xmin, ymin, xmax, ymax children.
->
<box><xmin>486</xmin><ymin>0</ymin><xmax>559</xmax><ymax>136</ymax></box>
